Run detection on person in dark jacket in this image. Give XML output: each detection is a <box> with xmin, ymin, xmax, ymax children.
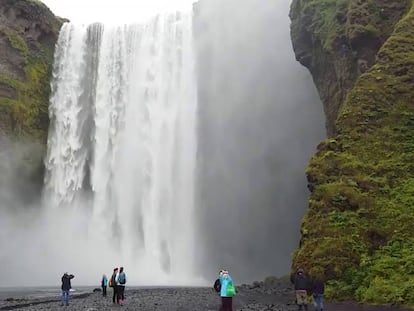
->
<box><xmin>101</xmin><ymin>274</ymin><xmax>108</xmax><ymax>297</ymax></box>
<box><xmin>61</xmin><ymin>272</ymin><xmax>74</xmax><ymax>306</ymax></box>
<box><xmin>213</xmin><ymin>270</ymin><xmax>224</xmax><ymax>310</ymax></box>
<box><xmin>111</xmin><ymin>268</ymin><xmax>119</xmax><ymax>304</ymax></box>
<box><xmin>312</xmin><ymin>278</ymin><xmax>325</xmax><ymax>311</ymax></box>
<box><xmin>290</xmin><ymin>268</ymin><xmax>309</xmax><ymax>311</ymax></box>
<box><xmin>214</xmin><ymin>270</ymin><xmax>224</xmax><ymax>293</ymax></box>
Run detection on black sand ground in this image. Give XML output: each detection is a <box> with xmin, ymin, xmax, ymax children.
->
<box><xmin>0</xmin><ymin>283</ymin><xmax>411</xmax><ymax>311</ymax></box>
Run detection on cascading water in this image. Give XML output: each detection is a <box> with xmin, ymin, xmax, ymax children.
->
<box><xmin>44</xmin><ymin>13</ymin><xmax>198</xmax><ymax>284</ymax></box>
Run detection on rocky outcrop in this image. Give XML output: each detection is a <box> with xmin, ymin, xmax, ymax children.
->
<box><xmin>290</xmin><ymin>0</ymin><xmax>414</xmax><ymax>305</ymax></box>
<box><xmin>290</xmin><ymin>0</ymin><xmax>410</xmax><ymax>136</ymax></box>
<box><xmin>0</xmin><ymin>0</ymin><xmax>63</xmax><ymax>140</ymax></box>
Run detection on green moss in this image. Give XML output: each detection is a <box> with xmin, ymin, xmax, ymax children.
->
<box><xmin>0</xmin><ymin>0</ymin><xmax>64</xmax><ymax>140</ymax></box>
<box><xmin>292</xmin><ymin>0</ymin><xmax>347</xmax><ymax>51</ymax></box>
<box><xmin>16</xmin><ymin>59</ymin><xmax>51</xmax><ymax>138</ymax></box>
<box><xmin>292</xmin><ymin>0</ymin><xmax>410</xmax><ymax>51</ymax></box>
<box><xmin>293</xmin><ymin>0</ymin><xmax>414</xmax><ymax>305</ymax></box>
<box><xmin>3</xmin><ymin>29</ymin><xmax>29</xmax><ymax>57</ymax></box>
<box><xmin>0</xmin><ymin>72</ymin><xmax>25</xmax><ymax>91</ymax></box>
<box><xmin>0</xmin><ymin>57</ymin><xmax>53</xmax><ymax>139</ymax></box>
<box><xmin>356</xmin><ymin>239</ymin><xmax>414</xmax><ymax>305</ymax></box>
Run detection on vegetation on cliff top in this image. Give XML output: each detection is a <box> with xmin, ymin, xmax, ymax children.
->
<box><xmin>292</xmin><ymin>0</ymin><xmax>414</xmax><ymax>306</ymax></box>
<box><xmin>291</xmin><ymin>0</ymin><xmax>410</xmax><ymax>52</ymax></box>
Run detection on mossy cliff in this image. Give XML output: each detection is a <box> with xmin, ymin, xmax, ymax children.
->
<box><xmin>290</xmin><ymin>0</ymin><xmax>410</xmax><ymax>136</ymax></box>
<box><xmin>0</xmin><ymin>0</ymin><xmax>63</xmax><ymax>140</ymax></box>
<box><xmin>0</xmin><ymin>0</ymin><xmax>63</xmax><ymax>200</ymax></box>
<box><xmin>290</xmin><ymin>0</ymin><xmax>414</xmax><ymax>306</ymax></box>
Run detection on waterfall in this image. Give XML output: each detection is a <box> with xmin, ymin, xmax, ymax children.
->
<box><xmin>44</xmin><ymin>13</ymin><xmax>197</xmax><ymax>283</ymax></box>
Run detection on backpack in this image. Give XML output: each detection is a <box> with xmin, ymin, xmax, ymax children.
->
<box><xmin>226</xmin><ymin>282</ymin><xmax>236</xmax><ymax>297</ymax></box>
<box><xmin>109</xmin><ymin>275</ymin><xmax>114</xmax><ymax>287</ymax></box>
<box><xmin>118</xmin><ymin>273</ymin><xmax>126</xmax><ymax>285</ymax></box>
<box><xmin>213</xmin><ymin>278</ymin><xmax>221</xmax><ymax>293</ymax></box>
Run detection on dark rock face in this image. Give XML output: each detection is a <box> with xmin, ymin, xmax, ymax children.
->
<box><xmin>290</xmin><ymin>0</ymin><xmax>410</xmax><ymax>136</ymax></box>
<box><xmin>0</xmin><ymin>0</ymin><xmax>63</xmax><ymax>138</ymax></box>
<box><xmin>290</xmin><ymin>0</ymin><xmax>414</xmax><ymax>305</ymax></box>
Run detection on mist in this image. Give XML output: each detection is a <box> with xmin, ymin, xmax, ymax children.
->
<box><xmin>193</xmin><ymin>0</ymin><xmax>325</xmax><ymax>282</ymax></box>
<box><xmin>0</xmin><ymin>141</ymin><xmax>89</xmax><ymax>286</ymax></box>
<box><xmin>0</xmin><ymin>0</ymin><xmax>325</xmax><ymax>287</ymax></box>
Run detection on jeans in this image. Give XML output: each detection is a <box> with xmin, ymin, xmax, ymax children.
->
<box><xmin>313</xmin><ymin>294</ymin><xmax>324</xmax><ymax>310</ymax></box>
<box><xmin>61</xmin><ymin>290</ymin><xmax>70</xmax><ymax>306</ymax></box>
<box><xmin>117</xmin><ymin>285</ymin><xmax>125</xmax><ymax>304</ymax></box>
<box><xmin>112</xmin><ymin>286</ymin><xmax>118</xmax><ymax>303</ymax></box>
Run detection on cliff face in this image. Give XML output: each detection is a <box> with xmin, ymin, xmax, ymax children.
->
<box><xmin>0</xmin><ymin>0</ymin><xmax>63</xmax><ymax>202</ymax></box>
<box><xmin>0</xmin><ymin>0</ymin><xmax>63</xmax><ymax>140</ymax></box>
<box><xmin>290</xmin><ymin>0</ymin><xmax>410</xmax><ymax>136</ymax></box>
<box><xmin>291</xmin><ymin>0</ymin><xmax>414</xmax><ymax>305</ymax></box>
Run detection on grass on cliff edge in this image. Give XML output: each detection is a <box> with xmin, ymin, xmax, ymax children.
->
<box><xmin>293</xmin><ymin>0</ymin><xmax>414</xmax><ymax>306</ymax></box>
<box><xmin>293</xmin><ymin>0</ymin><xmax>409</xmax><ymax>51</ymax></box>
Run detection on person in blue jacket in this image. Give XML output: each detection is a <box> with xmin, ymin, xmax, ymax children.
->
<box><xmin>101</xmin><ymin>274</ymin><xmax>108</xmax><ymax>297</ymax></box>
<box><xmin>116</xmin><ymin>267</ymin><xmax>127</xmax><ymax>306</ymax></box>
<box><xmin>220</xmin><ymin>270</ymin><xmax>235</xmax><ymax>311</ymax></box>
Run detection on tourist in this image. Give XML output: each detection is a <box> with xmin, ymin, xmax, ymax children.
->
<box><xmin>220</xmin><ymin>270</ymin><xmax>236</xmax><ymax>311</ymax></box>
<box><xmin>111</xmin><ymin>268</ymin><xmax>119</xmax><ymax>304</ymax></box>
<box><xmin>291</xmin><ymin>268</ymin><xmax>310</xmax><ymax>311</ymax></box>
<box><xmin>312</xmin><ymin>278</ymin><xmax>325</xmax><ymax>311</ymax></box>
<box><xmin>61</xmin><ymin>272</ymin><xmax>75</xmax><ymax>306</ymax></box>
<box><xmin>214</xmin><ymin>270</ymin><xmax>224</xmax><ymax>293</ymax></box>
<box><xmin>214</xmin><ymin>270</ymin><xmax>224</xmax><ymax>310</ymax></box>
<box><xmin>101</xmin><ymin>274</ymin><xmax>108</xmax><ymax>297</ymax></box>
<box><xmin>116</xmin><ymin>266</ymin><xmax>127</xmax><ymax>305</ymax></box>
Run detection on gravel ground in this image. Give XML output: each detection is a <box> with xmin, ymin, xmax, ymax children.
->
<box><xmin>0</xmin><ymin>282</ymin><xmax>411</xmax><ymax>311</ymax></box>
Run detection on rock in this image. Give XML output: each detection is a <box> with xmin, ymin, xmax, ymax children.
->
<box><xmin>0</xmin><ymin>0</ymin><xmax>63</xmax><ymax>137</ymax></box>
<box><xmin>290</xmin><ymin>0</ymin><xmax>410</xmax><ymax>136</ymax></box>
<box><xmin>92</xmin><ymin>288</ymin><xmax>101</xmax><ymax>292</ymax></box>
<box><xmin>249</xmin><ymin>281</ymin><xmax>262</xmax><ymax>289</ymax></box>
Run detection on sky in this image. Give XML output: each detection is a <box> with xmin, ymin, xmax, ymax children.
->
<box><xmin>40</xmin><ymin>0</ymin><xmax>195</xmax><ymax>24</ymax></box>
